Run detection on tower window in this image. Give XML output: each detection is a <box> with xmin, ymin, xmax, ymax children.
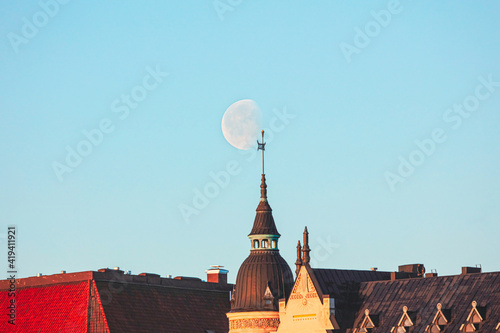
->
<box><xmin>271</xmin><ymin>240</ymin><xmax>277</xmax><ymax>249</ymax></box>
<box><xmin>253</xmin><ymin>240</ymin><xmax>260</xmax><ymax>249</ymax></box>
<box><xmin>262</xmin><ymin>240</ymin><xmax>268</xmax><ymax>248</ymax></box>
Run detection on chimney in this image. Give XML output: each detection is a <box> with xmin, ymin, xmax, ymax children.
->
<box><xmin>462</xmin><ymin>266</ymin><xmax>481</xmax><ymax>274</ymax></box>
<box><xmin>425</xmin><ymin>269</ymin><xmax>438</xmax><ymax>278</ymax></box>
<box><xmin>206</xmin><ymin>265</ymin><xmax>228</xmax><ymax>284</ymax></box>
<box><xmin>398</xmin><ymin>264</ymin><xmax>425</xmax><ymax>277</ymax></box>
<box><xmin>391</xmin><ymin>264</ymin><xmax>426</xmax><ymax>280</ymax></box>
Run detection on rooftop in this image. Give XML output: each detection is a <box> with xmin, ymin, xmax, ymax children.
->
<box><xmin>0</xmin><ymin>268</ymin><xmax>232</xmax><ymax>333</ymax></box>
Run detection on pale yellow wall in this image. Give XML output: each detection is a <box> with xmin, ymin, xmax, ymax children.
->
<box><xmin>277</xmin><ymin>266</ymin><xmax>336</xmax><ymax>333</ymax></box>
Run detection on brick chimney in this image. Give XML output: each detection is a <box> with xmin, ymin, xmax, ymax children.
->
<box><xmin>461</xmin><ymin>266</ymin><xmax>481</xmax><ymax>274</ymax></box>
<box><xmin>398</xmin><ymin>264</ymin><xmax>425</xmax><ymax>277</ymax></box>
<box><xmin>206</xmin><ymin>265</ymin><xmax>228</xmax><ymax>284</ymax></box>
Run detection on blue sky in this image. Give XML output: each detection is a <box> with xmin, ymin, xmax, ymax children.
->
<box><xmin>1</xmin><ymin>1</ymin><xmax>499</xmax><ymax>281</ymax></box>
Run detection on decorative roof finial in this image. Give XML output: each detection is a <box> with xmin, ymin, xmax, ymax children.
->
<box><xmin>257</xmin><ymin>130</ymin><xmax>266</xmax><ymax>174</ymax></box>
<box><xmin>257</xmin><ymin>130</ymin><xmax>267</xmax><ymax>200</ymax></box>
<box><xmin>302</xmin><ymin>226</ymin><xmax>311</xmax><ymax>265</ymax></box>
<box><xmin>295</xmin><ymin>240</ymin><xmax>302</xmax><ymax>277</ymax></box>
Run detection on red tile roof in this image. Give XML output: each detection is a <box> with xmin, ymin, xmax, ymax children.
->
<box><xmin>0</xmin><ymin>281</ymin><xmax>90</xmax><ymax>332</ymax></box>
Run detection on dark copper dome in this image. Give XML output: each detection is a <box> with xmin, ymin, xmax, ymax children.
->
<box><xmin>232</xmin><ymin>250</ymin><xmax>294</xmax><ymax>311</ymax></box>
<box><xmin>231</xmin><ymin>173</ymin><xmax>294</xmax><ymax>312</ymax></box>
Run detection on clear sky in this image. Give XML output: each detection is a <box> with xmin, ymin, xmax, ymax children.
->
<box><xmin>1</xmin><ymin>1</ymin><xmax>500</xmax><ymax>281</ymax></box>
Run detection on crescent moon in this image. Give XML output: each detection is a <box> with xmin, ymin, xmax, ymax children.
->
<box><xmin>221</xmin><ymin>99</ymin><xmax>262</xmax><ymax>150</ymax></box>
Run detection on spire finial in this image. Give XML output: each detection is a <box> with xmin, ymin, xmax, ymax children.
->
<box><xmin>257</xmin><ymin>130</ymin><xmax>266</xmax><ymax>175</ymax></box>
<box><xmin>257</xmin><ymin>130</ymin><xmax>267</xmax><ymax>200</ymax></box>
<box><xmin>295</xmin><ymin>240</ymin><xmax>302</xmax><ymax>277</ymax></box>
<box><xmin>302</xmin><ymin>226</ymin><xmax>311</xmax><ymax>265</ymax></box>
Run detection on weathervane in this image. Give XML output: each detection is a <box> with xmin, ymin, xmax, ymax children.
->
<box><xmin>257</xmin><ymin>130</ymin><xmax>266</xmax><ymax>174</ymax></box>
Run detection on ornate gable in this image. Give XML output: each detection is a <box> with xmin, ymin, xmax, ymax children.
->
<box><xmin>289</xmin><ymin>266</ymin><xmax>318</xmax><ymax>304</ymax></box>
<box><xmin>277</xmin><ymin>264</ymin><xmax>339</xmax><ymax>332</ymax></box>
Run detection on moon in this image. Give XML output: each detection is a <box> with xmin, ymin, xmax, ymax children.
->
<box><xmin>221</xmin><ymin>99</ymin><xmax>262</xmax><ymax>150</ymax></box>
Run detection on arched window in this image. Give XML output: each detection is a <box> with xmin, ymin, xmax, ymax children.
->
<box><xmin>271</xmin><ymin>240</ymin><xmax>277</xmax><ymax>249</ymax></box>
<box><xmin>262</xmin><ymin>240</ymin><xmax>268</xmax><ymax>248</ymax></box>
<box><xmin>253</xmin><ymin>240</ymin><xmax>260</xmax><ymax>249</ymax></box>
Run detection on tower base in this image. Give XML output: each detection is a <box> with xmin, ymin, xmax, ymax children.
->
<box><xmin>227</xmin><ymin>311</ymin><xmax>280</xmax><ymax>333</ymax></box>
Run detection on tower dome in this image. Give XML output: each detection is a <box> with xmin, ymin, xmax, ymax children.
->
<box><xmin>230</xmin><ymin>131</ymin><xmax>294</xmax><ymax>314</ymax></box>
<box><xmin>232</xmin><ymin>247</ymin><xmax>294</xmax><ymax>311</ymax></box>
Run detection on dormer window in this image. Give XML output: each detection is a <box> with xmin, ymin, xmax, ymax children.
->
<box><xmin>355</xmin><ymin>309</ymin><xmax>377</xmax><ymax>333</ymax></box>
<box><xmin>263</xmin><ymin>283</ymin><xmax>275</xmax><ymax>310</ymax></box>
<box><xmin>460</xmin><ymin>301</ymin><xmax>486</xmax><ymax>332</ymax></box>
<box><xmin>425</xmin><ymin>303</ymin><xmax>450</xmax><ymax>332</ymax></box>
<box><xmin>391</xmin><ymin>306</ymin><xmax>415</xmax><ymax>333</ymax></box>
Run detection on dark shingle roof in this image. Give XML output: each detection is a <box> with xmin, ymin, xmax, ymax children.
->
<box><xmin>348</xmin><ymin>271</ymin><xmax>500</xmax><ymax>332</ymax></box>
<box><xmin>313</xmin><ymin>268</ymin><xmax>392</xmax><ymax>297</ymax></box>
<box><xmin>95</xmin><ymin>280</ymin><xmax>230</xmax><ymax>332</ymax></box>
<box><xmin>310</xmin><ymin>268</ymin><xmax>393</xmax><ymax>329</ymax></box>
